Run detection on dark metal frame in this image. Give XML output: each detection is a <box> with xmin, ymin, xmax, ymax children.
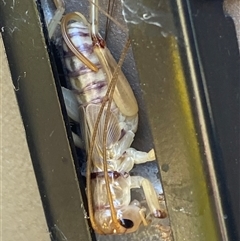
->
<box><xmin>0</xmin><ymin>1</ymin><xmax>94</xmax><ymax>240</ymax></box>
<box><xmin>127</xmin><ymin>0</ymin><xmax>239</xmax><ymax>240</ymax></box>
<box><xmin>0</xmin><ymin>0</ymin><xmax>239</xmax><ymax>240</ymax></box>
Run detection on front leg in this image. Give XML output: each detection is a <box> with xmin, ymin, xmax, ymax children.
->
<box><xmin>125</xmin><ymin>148</ymin><xmax>156</xmax><ymax>164</ymax></box>
<box><xmin>117</xmin><ymin>147</ymin><xmax>156</xmax><ymax>173</ymax></box>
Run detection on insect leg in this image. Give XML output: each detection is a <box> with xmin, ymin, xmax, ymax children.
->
<box><xmin>117</xmin><ymin>147</ymin><xmax>156</xmax><ymax>173</ymax></box>
<box><xmin>61</xmin><ymin>87</ymin><xmax>85</xmax><ymax>149</ymax></box>
<box><xmin>71</xmin><ymin>132</ymin><xmax>84</xmax><ymax>149</ymax></box>
<box><xmin>130</xmin><ymin>176</ymin><xmax>167</xmax><ymax>219</ymax></box>
<box><xmin>126</xmin><ymin>148</ymin><xmax>156</xmax><ymax>164</ymax></box>
<box><xmin>48</xmin><ymin>0</ymin><xmax>65</xmax><ymax>38</ymax></box>
<box><xmin>139</xmin><ymin>207</ymin><xmax>148</xmax><ymax>226</ymax></box>
<box><xmin>94</xmin><ymin>42</ymin><xmax>139</xmax><ymax>117</ymax></box>
<box><xmin>90</xmin><ymin>0</ymin><xmax>138</xmax><ymax>116</ymax></box>
<box><xmin>61</xmin><ymin>87</ymin><xmax>80</xmax><ymax>123</ymax></box>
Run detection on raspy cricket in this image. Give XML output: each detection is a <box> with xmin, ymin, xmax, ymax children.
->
<box><xmin>41</xmin><ymin>0</ymin><xmax>169</xmax><ymax>236</ymax></box>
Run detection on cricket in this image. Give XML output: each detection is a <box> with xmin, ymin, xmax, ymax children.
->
<box><xmin>42</xmin><ymin>0</ymin><xmax>168</xmax><ymax>235</ymax></box>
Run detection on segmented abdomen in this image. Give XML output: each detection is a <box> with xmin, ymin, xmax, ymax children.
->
<box><xmin>63</xmin><ymin>22</ymin><xmax>108</xmax><ymax>106</ymax></box>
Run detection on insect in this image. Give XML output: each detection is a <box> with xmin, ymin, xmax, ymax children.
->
<box><xmin>48</xmin><ymin>0</ymin><xmax>166</xmax><ymax>235</ymax></box>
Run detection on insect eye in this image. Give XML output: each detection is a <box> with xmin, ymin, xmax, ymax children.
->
<box><xmin>119</xmin><ymin>218</ymin><xmax>134</xmax><ymax>229</ymax></box>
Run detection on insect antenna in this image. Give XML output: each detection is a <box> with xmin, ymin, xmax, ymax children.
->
<box><xmin>88</xmin><ymin>0</ymin><xmax>128</xmax><ymax>33</ymax></box>
<box><xmin>86</xmin><ymin>38</ymin><xmax>131</xmax><ymax>234</ymax></box>
<box><xmin>104</xmin><ymin>0</ymin><xmax>116</xmax><ymax>41</ymax></box>
<box><xmin>87</xmin><ymin>1</ymin><xmax>133</xmax><ymax>233</ymax></box>
<box><xmin>101</xmin><ymin>39</ymin><xmax>131</xmax><ymax>233</ymax></box>
<box><xmin>86</xmin><ymin>97</ymin><xmax>106</xmax><ymax>234</ymax></box>
<box><xmin>61</xmin><ymin>12</ymin><xmax>99</xmax><ymax>72</ymax></box>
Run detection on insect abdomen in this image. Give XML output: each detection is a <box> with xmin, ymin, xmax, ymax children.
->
<box><xmin>63</xmin><ymin>22</ymin><xmax>108</xmax><ymax>106</ymax></box>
